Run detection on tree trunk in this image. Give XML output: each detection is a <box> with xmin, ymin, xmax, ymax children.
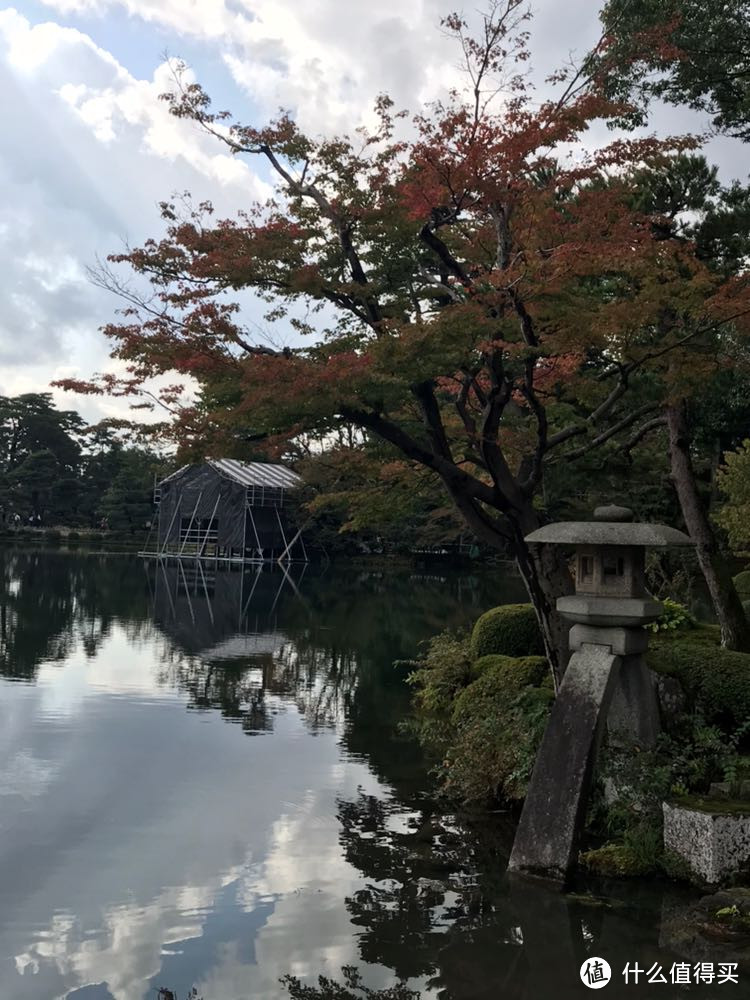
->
<box><xmin>510</xmin><ymin>509</ymin><xmax>573</xmax><ymax>691</ymax></box>
<box><xmin>446</xmin><ymin>486</ymin><xmax>572</xmax><ymax>687</ymax></box>
<box><xmin>666</xmin><ymin>400</ymin><xmax>750</xmax><ymax>652</ymax></box>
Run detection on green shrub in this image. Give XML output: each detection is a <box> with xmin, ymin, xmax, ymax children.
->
<box><xmin>472</xmin><ymin>654</ymin><xmax>548</xmax><ymax>686</ymax></box>
<box><xmin>444</xmin><ymin>657</ymin><xmax>552</xmax><ymax>802</ymax></box>
<box><xmin>734</xmin><ymin>569</ymin><xmax>750</xmax><ymax>597</ymax></box>
<box><xmin>407</xmin><ymin>630</ymin><xmax>473</xmax><ymax>730</ymax></box>
<box><xmin>645</xmin><ymin>598</ymin><xmax>694</xmax><ymax>633</ymax></box>
<box><xmin>647</xmin><ymin>631</ymin><xmax>750</xmax><ymax>729</ymax></box>
<box><xmin>588</xmin><ymin>718</ymin><xmax>745</xmax><ymax>879</ymax></box>
<box><xmin>43</xmin><ymin>529</ymin><xmax>62</xmax><ymax>544</ymax></box>
<box><xmin>407</xmin><ymin>608</ymin><xmax>553</xmax><ymax>807</ymax></box>
<box><xmin>743</xmin><ymin>599</ymin><xmax>750</xmax><ymax>619</ymax></box>
<box><xmin>67</xmin><ymin>531</ymin><xmax>80</xmax><ymax>541</ymax></box>
<box><xmin>580</xmin><ymin>843</ymin><xmax>653</xmax><ymax>877</ymax></box>
<box><xmin>470</xmin><ymin>603</ymin><xmax>543</xmax><ymax>659</ymax></box>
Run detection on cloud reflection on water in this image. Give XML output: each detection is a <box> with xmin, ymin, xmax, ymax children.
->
<box><xmin>1</xmin><ymin>553</ymin><xmax>492</xmax><ymax>999</ymax></box>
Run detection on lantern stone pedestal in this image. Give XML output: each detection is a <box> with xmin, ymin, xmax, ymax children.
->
<box><xmin>508</xmin><ymin>505</ymin><xmax>693</xmax><ymax>885</ymax></box>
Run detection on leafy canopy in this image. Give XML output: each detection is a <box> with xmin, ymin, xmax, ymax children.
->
<box><xmin>598</xmin><ymin>0</ymin><xmax>750</xmax><ymax>138</ymax></box>
<box><xmin>717</xmin><ymin>440</ymin><xmax>750</xmax><ymax>552</ymax></box>
<box><xmin>56</xmin><ymin>3</ymin><xmax>750</xmax><ymax>556</ymax></box>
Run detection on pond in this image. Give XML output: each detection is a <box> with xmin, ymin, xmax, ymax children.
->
<box><xmin>0</xmin><ymin>549</ymin><xmax>707</xmax><ymax>999</ymax></box>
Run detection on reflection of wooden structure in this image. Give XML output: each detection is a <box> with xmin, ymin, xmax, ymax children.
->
<box><xmin>148</xmin><ymin>560</ymin><xmax>308</xmax><ymax>735</ymax></box>
<box><xmin>143</xmin><ymin>459</ymin><xmax>306</xmax><ymax>563</ymax></box>
<box><xmin>148</xmin><ymin>559</ymin><xmax>307</xmax><ymax>661</ymax></box>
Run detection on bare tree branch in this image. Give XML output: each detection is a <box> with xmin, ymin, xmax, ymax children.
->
<box><xmin>554</xmin><ymin>401</ymin><xmax>661</xmax><ymax>462</ymax></box>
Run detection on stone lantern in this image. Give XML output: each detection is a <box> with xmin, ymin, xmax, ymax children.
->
<box><xmin>508</xmin><ymin>504</ymin><xmax>693</xmax><ymax>884</ymax></box>
<box><xmin>528</xmin><ymin>503</ymin><xmax>692</xmax><ymax>645</ymax></box>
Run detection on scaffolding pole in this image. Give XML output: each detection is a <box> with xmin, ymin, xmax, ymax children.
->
<box><xmin>270</xmin><ymin>568</ymin><xmax>288</xmax><ymax>614</ymax></box>
<box><xmin>178</xmin><ymin>560</ymin><xmax>196</xmax><ymax>625</ymax></box>
<box><xmin>159</xmin><ymin>559</ymin><xmax>176</xmax><ymax>617</ymax></box>
<box><xmin>274</xmin><ymin>507</ymin><xmax>291</xmax><ymax>564</ymax></box>
<box><xmin>240</xmin><ymin>565</ymin><xmax>262</xmax><ymax>621</ymax></box>
<box><xmin>196</xmin><ymin>560</ymin><xmax>214</xmax><ymax>627</ymax></box>
<box><xmin>242</xmin><ymin>487</ymin><xmax>248</xmax><ymax>558</ymax></box>
<box><xmin>159</xmin><ymin>496</ymin><xmax>182</xmax><ymax>556</ymax></box>
<box><xmin>199</xmin><ymin>494</ymin><xmax>221</xmax><ymax>557</ymax></box>
<box><xmin>247</xmin><ymin>504</ymin><xmax>263</xmax><ymax>558</ymax></box>
<box><xmin>179</xmin><ymin>491</ymin><xmax>204</xmax><ymax>556</ymax></box>
<box><xmin>276</xmin><ymin>514</ymin><xmax>310</xmax><ymax>564</ymax></box>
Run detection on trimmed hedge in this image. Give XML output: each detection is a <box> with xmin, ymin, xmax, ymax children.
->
<box><xmin>472</xmin><ymin>654</ymin><xmax>548</xmax><ymax>686</ymax></box>
<box><xmin>446</xmin><ymin>655</ymin><xmax>553</xmax><ymax>802</ymax></box>
<box><xmin>647</xmin><ymin>626</ymin><xmax>750</xmax><ymax>729</ymax></box>
<box><xmin>470</xmin><ymin>603</ymin><xmax>543</xmax><ymax>659</ymax></box>
<box><xmin>733</xmin><ymin>569</ymin><xmax>750</xmax><ymax>597</ymax></box>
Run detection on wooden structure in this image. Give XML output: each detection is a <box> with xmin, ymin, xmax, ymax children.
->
<box><xmin>144</xmin><ymin>459</ymin><xmax>306</xmax><ymax>563</ymax></box>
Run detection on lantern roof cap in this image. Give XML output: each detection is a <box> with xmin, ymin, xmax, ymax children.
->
<box><xmin>525</xmin><ymin>506</ymin><xmax>693</xmax><ymax>548</ymax></box>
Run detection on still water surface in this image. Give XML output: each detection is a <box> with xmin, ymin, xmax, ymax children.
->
<box><xmin>0</xmin><ymin>551</ymin><xmax>705</xmax><ymax>999</ymax></box>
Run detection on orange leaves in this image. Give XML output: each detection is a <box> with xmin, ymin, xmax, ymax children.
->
<box><xmin>235</xmin><ymin>349</ymin><xmax>376</xmax><ymax>427</ymax></box>
<box><xmin>52</xmin><ymin>378</ymin><xmax>104</xmax><ymax>396</ymax></box>
<box><xmin>531</xmin><ymin>353</ymin><xmax>582</xmax><ymax>393</ymax></box>
<box><xmin>70</xmin><ymin>0</ymin><xmax>750</xmax><ymax>500</ymax></box>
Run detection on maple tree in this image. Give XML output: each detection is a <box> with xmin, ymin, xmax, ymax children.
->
<box><xmin>58</xmin><ymin>2</ymin><xmax>750</xmax><ymax>683</ymax></box>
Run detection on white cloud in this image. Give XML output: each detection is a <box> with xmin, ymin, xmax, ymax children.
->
<box><xmin>0</xmin><ymin>0</ymin><xmax>520</xmax><ymax>423</ymax></box>
<box><xmin>1</xmin><ymin>0</ymin><xmax>744</xmax><ymax>426</ymax></box>
<box><xmin>1</xmin><ymin>651</ymin><xmax>389</xmax><ymax>1000</ymax></box>
<box><xmin>0</xmin><ymin>750</ymin><xmax>58</xmax><ymax>800</ymax></box>
<box><xmin>34</xmin><ymin>0</ymin><xmax>462</xmax><ymax>133</ymax></box>
<box><xmin>0</xmin><ymin>8</ymin><xmax>271</xmax><ymax>423</ymax></box>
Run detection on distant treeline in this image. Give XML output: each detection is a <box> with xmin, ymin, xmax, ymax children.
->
<box><xmin>0</xmin><ymin>393</ymin><xmax>171</xmax><ymax>533</ymax></box>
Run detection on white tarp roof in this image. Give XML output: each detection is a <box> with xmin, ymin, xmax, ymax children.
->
<box><xmin>158</xmin><ymin>459</ymin><xmax>302</xmax><ymax>490</ymax></box>
<box><xmin>209</xmin><ymin>458</ymin><xmax>301</xmax><ymax>489</ymax></box>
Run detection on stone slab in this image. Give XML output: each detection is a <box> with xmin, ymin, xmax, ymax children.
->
<box><xmin>607</xmin><ymin>654</ymin><xmax>661</xmax><ymax>749</ymax></box>
<box><xmin>526</xmin><ymin>521</ymin><xmax>693</xmax><ymax>547</ymax></box>
<box><xmin>569</xmin><ymin>624</ymin><xmax>648</xmax><ymax>655</ymax></box>
<box><xmin>557</xmin><ymin>595</ymin><xmax>663</xmax><ymax>627</ymax></box>
<box><xmin>710</xmin><ymin>780</ymin><xmax>750</xmax><ymax>798</ymax></box>
<box><xmin>508</xmin><ymin>645</ymin><xmax>621</xmax><ymax>883</ymax></box>
<box><xmin>663</xmin><ymin>801</ymin><xmax>750</xmax><ymax>886</ymax></box>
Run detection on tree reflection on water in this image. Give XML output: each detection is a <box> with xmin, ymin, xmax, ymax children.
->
<box><xmin>331</xmin><ymin>781</ymin><xmax>699</xmax><ymax>1000</ymax></box>
<box><xmin>0</xmin><ymin>550</ymin><xmax>695</xmax><ymax>999</ymax></box>
<box><xmin>147</xmin><ymin>558</ymin><xmax>525</xmax><ymax>745</ymax></box>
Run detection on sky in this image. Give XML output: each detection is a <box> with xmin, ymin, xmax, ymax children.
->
<box><xmin>0</xmin><ymin>0</ymin><xmax>746</xmax><ymax>426</ymax></box>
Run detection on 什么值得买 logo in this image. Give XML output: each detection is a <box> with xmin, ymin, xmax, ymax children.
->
<box><xmin>580</xmin><ymin>957</ymin><xmax>611</xmax><ymax>989</ymax></box>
